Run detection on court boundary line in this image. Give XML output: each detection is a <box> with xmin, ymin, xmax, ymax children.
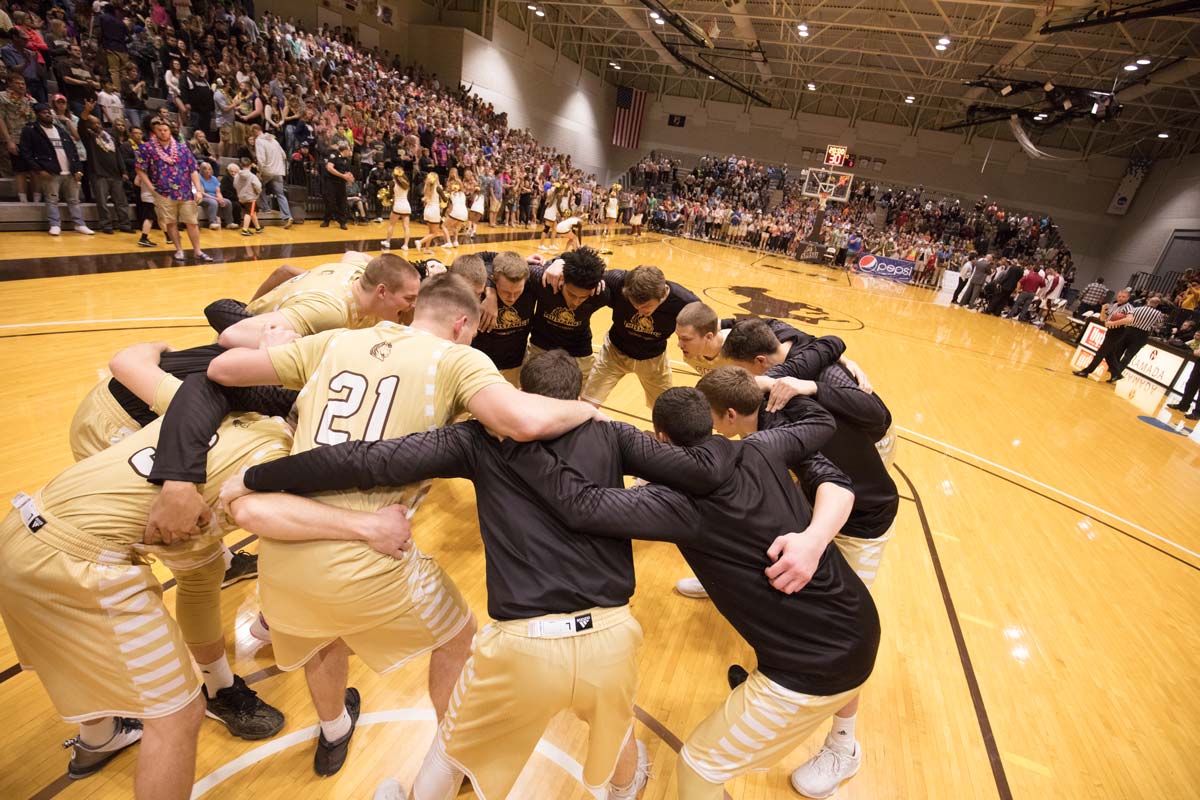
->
<box><xmin>0</xmin><ymin>316</ymin><xmax>207</xmax><ymax>330</ymax></box>
<box><xmin>896</xmin><ymin>427</ymin><xmax>1200</xmax><ymax>567</ymax></box>
<box><xmin>895</xmin><ymin>464</ymin><xmax>1013</xmax><ymax>800</ymax></box>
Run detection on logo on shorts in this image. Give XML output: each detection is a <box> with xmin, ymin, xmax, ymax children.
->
<box><xmin>370</xmin><ymin>341</ymin><xmax>393</xmax><ymax>361</ymax></box>
<box><xmin>574</xmin><ymin>613</ymin><xmax>593</xmax><ymax>632</ymax></box>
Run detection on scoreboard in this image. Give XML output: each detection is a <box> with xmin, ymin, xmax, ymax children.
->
<box><xmin>823</xmin><ymin>144</ymin><xmax>856</xmax><ymax>168</ymax></box>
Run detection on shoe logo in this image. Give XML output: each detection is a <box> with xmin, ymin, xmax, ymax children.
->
<box><xmin>574</xmin><ymin>613</ymin><xmax>593</xmax><ymax>632</ymax></box>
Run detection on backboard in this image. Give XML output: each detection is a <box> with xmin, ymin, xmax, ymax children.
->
<box><xmin>801</xmin><ymin>169</ymin><xmax>854</xmax><ymax>203</ymax></box>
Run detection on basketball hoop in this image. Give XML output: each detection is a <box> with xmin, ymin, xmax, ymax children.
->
<box><xmin>818</xmin><ymin>190</ymin><xmax>832</xmax><ymax>210</ymax></box>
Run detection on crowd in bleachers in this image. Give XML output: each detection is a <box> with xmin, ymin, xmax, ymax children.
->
<box><xmin>0</xmin><ymin>0</ymin><xmax>615</xmax><ymax>244</ymax></box>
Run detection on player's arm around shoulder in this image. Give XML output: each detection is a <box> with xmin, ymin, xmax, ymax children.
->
<box><xmin>467</xmin><ymin>381</ymin><xmax>601</xmax><ymax>442</ymax></box>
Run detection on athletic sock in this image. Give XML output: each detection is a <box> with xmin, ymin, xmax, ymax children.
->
<box><xmin>828</xmin><ymin>712</ymin><xmax>857</xmax><ymax>753</ymax></box>
<box><xmin>78</xmin><ymin>717</ymin><xmax>118</xmax><ymax>748</ymax></box>
<box><xmin>221</xmin><ymin>544</ymin><xmax>234</xmax><ymax>570</ymax></box>
<box><xmin>200</xmin><ymin>655</ymin><xmax>235</xmax><ymax>695</ymax></box>
<box><xmin>320</xmin><ymin>707</ymin><xmax>353</xmax><ymax>742</ymax></box>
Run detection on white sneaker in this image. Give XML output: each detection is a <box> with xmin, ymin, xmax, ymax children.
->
<box><xmin>380</xmin><ymin>239</ymin><xmax>391</xmax><ymax>249</ymax></box>
<box><xmin>249</xmin><ymin>612</ymin><xmax>272</xmax><ymax>644</ymax></box>
<box><xmin>790</xmin><ymin>738</ymin><xmax>861</xmax><ymax>798</ymax></box>
<box><xmin>49</xmin><ymin>225</ymin><xmax>61</xmax><ymax>236</ymax></box>
<box><xmin>373</xmin><ymin>778</ymin><xmax>406</xmax><ymax>800</ymax></box>
<box><xmin>608</xmin><ymin>739</ymin><xmax>651</xmax><ymax>799</ymax></box>
<box><xmin>675</xmin><ymin>577</ymin><xmax>709</xmax><ymax>599</ymax></box>
<box><xmin>76</xmin><ymin>225</ymin><xmax>95</xmax><ymax>235</ymax></box>
<box><xmin>209</xmin><ymin>223</ymin><xmax>221</xmax><ymax>230</ymax></box>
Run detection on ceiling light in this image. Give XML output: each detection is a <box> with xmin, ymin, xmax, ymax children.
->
<box><xmin>904</xmin><ymin>97</ymin><xmax>914</xmax><ymax>104</ymax></box>
<box><xmin>905</xmin><ymin>95</ymin><xmax>915</xmax><ymax>100</ymax></box>
<box><xmin>649</xmin><ymin>11</ymin><xmax>660</xmax><ymax>19</ymax></box>
<box><xmin>799</xmin><ymin>30</ymin><xmax>810</xmax><ymax>37</ymax></box>
<box><xmin>613</xmin><ymin>64</ymin><xmax>621</xmax><ymax>70</ymax></box>
<box><xmin>654</xmin><ymin>17</ymin><xmax>664</xmax><ymax>25</ymax></box>
<box><xmin>708</xmin><ymin>74</ymin><xmax>715</xmax><ymax>80</ymax></box>
<box><xmin>807</xmin><ymin>83</ymin><xmax>816</xmax><ymax>90</ymax></box>
<box><xmin>1158</xmin><ymin>132</ymin><xmax>1169</xmax><ymax>139</ymax></box>
<box><xmin>1123</xmin><ymin>64</ymin><xmax>1137</xmax><ymax>71</ymax></box>
<box><xmin>935</xmin><ymin>43</ymin><xmax>947</xmax><ymax>51</ymax></box>
<box><xmin>798</xmin><ymin>23</ymin><xmax>808</xmax><ymax>31</ymax></box>
<box><xmin>527</xmin><ymin>3</ymin><xmax>537</xmax><ymax>8</ymax></box>
<box><xmin>938</xmin><ymin>36</ymin><xmax>951</xmax><ymax>45</ymax></box>
<box><xmin>1136</xmin><ymin>58</ymin><xmax>1151</xmax><ymax>65</ymax></box>
<box><xmin>1034</xmin><ymin>114</ymin><xmax>1047</xmax><ymax>120</ymax></box>
<box><xmin>535</xmin><ymin>8</ymin><xmax>545</xmax><ymax>16</ymax></box>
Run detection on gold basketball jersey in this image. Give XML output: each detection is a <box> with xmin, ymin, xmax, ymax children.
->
<box><xmin>245</xmin><ymin>260</ymin><xmax>375</xmax><ymax>336</ymax></box>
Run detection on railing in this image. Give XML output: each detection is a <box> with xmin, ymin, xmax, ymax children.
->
<box><xmin>1129</xmin><ymin>270</ymin><xmax>1183</xmax><ymax>296</ymax></box>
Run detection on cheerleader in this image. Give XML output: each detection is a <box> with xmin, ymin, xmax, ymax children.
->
<box><xmin>555</xmin><ymin>215</ymin><xmax>584</xmax><ymax>252</ymax></box>
<box><xmin>417</xmin><ymin>173</ymin><xmax>450</xmax><ymax>252</ymax></box>
<box><xmin>604</xmin><ymin>184</ymin><xmax>620</xmax><ymax>238</ymax></box>
<box><xmin>537</xmin><ymin>183</ymin><xmax>560</xmax><ymax>250</ymax></box>
<box><xmin>629</xmin><ymin>191</ymin><xmax>647</xmax><ymax>238</ymax></box>
<box><xmin>445</xmin><ymin>172</ymin><xmax>469</xmax><ymax>248</ymax></box>
<box><xmin>381</xmin><ymin>168</ymin><xmax>411</xmax><ymax>251</ymax></box>
<box><xmin>466</xmin><ymin>171</ymin><xmax>485</xmax><ymax>238</ymax></box>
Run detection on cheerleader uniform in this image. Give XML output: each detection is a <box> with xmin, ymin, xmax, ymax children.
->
<box><xmin>469</xmin><ymin>191</ymin><xmax>485</xmax><ymax>216</ymax></box>
<box><xmin>606</xmin><ymin>195</ymin><xmax>619</xmax><ymax>220</ymax></box>
<box><xmin>424</xmin><ymin>194</ymin><xmax>442</xmax><ymax>223</ymax></box>
<box><xmin>449</xmin><ymin>189</ymin><xmax>469</xmax><ymax>222</ymax></box>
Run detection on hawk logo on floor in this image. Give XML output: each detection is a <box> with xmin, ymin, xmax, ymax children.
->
<box><xmin>703</xmin><ymin>286</ymin><xmax>864</xmax><ymax>331</ymax></box>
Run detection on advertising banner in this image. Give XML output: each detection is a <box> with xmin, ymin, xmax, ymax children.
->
<box><xmin>853</xmin><ymin>254</ymin><xmax>914</xmax><ymax>283</ymax></box>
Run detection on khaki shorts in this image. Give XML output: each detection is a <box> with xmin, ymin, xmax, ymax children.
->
<box><xmin>265</xmin><ymin>546</ymin><xmax>471</xmax><ymax>673</ymax></box>
<box><xmin>833</xmin><ymin>524</ymin><xmax>893</xmax><ymax>589</ymax></box>
<box><xmin>680</xmin><ymin>669</ymin><xmax>861</xmax><ymax>785</ymax></box>
<box><xmin>68</xmin><ymin>379</ymin><xmax>140</xmax><ymax>461</ymax></box>
<box><xmin>0</xmin><ymin>510</ymin><xmax>201</xmax><ymax>722</ymax></box>
<box><xmin>875</xmin><ymin>423</ymin><xmax>898</xmax><ymax>468</ymax></box>
<box><xmin>582</xmin><ymin>336</ymin><xmax>672</xmax><ymax>408</ymax></box>
<box><xmin>153</xmin><ymin>192</ymin><xmax>199</xmax><ymax>226</ymax></box>
<box><xmin>524</xmin><ymin>342</ymin><xmax>595</xmax><ymax>382</ymax></box>
<box><xmin>441</xmin><ymin>606</ymin><xmax>642</xmax><ymax>799</ymax></box>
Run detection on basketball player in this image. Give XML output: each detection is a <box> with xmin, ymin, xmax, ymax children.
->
<box><xmin>501</xmin><ymin>387</ymin><xmax>879</xmax><ymax>800</ymax></box>
<box><xmin>526</xmin><ymin>246</ymin><xmax>616</xmax><ymax>378</ymax></box>
<box><xmin>214</xmin><ymin>252</ymin><xmax>421</xmax><ymax>348</ymax></box>
<box><xmin>542</xmin><ymin>261</ymin><xmax>698</xmax><ymax>408</ymax></box>
<box><xmin>202</xmin><ymin>274</ymin><xmax>603</xmax><ymax>776</ymax></box>
<box><xmin>696</xmin><ymin>364</ymin><xmax>898</xmax><ymax>797</ymax></box>
<box><xmin>474</xmin><ymin>252</ymin><xmax>542</xmax><ymax>385</ymax></box>
<box><xmin>674</xmin><ymin>301</ymin><xmax>732</xmax><ymax>376</ymax></box>
<box><xmin>221</xmin><ymin>350</ymin><xmax>657</xmax><ymax>800</ymax></box>
<box><xmin>0</xmin><ymin>365</ymin><xmax>292</xmax><ymax>798</ymax></box>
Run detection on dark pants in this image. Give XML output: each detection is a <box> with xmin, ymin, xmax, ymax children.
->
<box><xmin>1008</xmin><ymin>291</ymin><xmax>1038</xmax><ymax>320</ymax></box>
<box><xmin>1076</xmin><ymin>301</ymin><xmax>1103</xmax><ymax>317</ymax></box>
<box><xmin>985</xmin><ymin>288</ymin><xmax>1012</xmax><ymax>316</ymax></box>
<box><xmin>1175</xmin><ymin>363</ymin><xmax>1200</xmax><ymax>413</ymax></box>
<box><xmin>91</xmin><ymin>174</ymin><xmax>131</xmax><ymax>232</ymax></box>
<box><xmin>1080</xmin><ymin>327</ymin><xmax>1128</xmax><ymax>376</ymax></box>
<box><xmin>951</xmin><ymin>277</ymin><xmax>967</xmax><ymax>304</ymax></box>
<box><xmin>1114</xmin><ymin>328</ymin><xmax>1149</xmax><ymax>379</ymax></box>
<box><xmin>323</xmin><ymin>182</ymin><xmax>347</xmax><ymax>224</ymax></box>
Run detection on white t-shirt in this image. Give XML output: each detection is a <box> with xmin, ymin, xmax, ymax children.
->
<box><xmin>42</xmin><ymin>124</ymin><xmax>70</xmax><ymax>175</ymax></box>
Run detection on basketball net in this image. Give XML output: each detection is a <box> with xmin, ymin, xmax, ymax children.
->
<box><xmin>818</xmin><ymin>190</ymin><xmax>832</xmax><ymax>210</ymax></box>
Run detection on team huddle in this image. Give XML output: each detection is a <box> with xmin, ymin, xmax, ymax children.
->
<box><xmin>0</xmin><ymin>244</ymin><xmax>900</xmax><ymax>800</ymax></box>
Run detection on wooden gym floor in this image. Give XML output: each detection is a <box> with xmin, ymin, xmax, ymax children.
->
<box><xmin>0</xmin><ymin>221</ymin><xmax>1197</xmax><ymax>800</ymax></box>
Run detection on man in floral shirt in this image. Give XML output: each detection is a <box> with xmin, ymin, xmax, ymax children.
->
<box><xmin>135</xmin><ymin>117</ymin><xmax>212</xmax><ymax>262</ymax></box>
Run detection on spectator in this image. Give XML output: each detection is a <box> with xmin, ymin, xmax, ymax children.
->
<box><xmin>248</xmin><ymin>124</ymin><xmax>293</xmax><ymax>228</ymax></box>
<box><xmin>197</xmin><ymin>160</ymin><xmax>234</xmax><ymax>229</ymax></box>
<box><xmin>19</xmin><ymin>102</ymin><xmax>92</xmax><ymax>236</ymax></box>
<box><xmin>97</xmin><ymin>2</ymin><xmax>131</xmax><ymax>88</ymax></box>
<box><xmin>1006</xmin><ymin>266</ymin><xmax>1046</xmax><ymax>321</ymax></box>
<box><xmin>230</xmin><ymin>162</ymin><xmax>262</xmax><ymax>235</ymax></box>
<box><xmin>0</xmin><ymin>74</ymin><xmax>33</xmax><ymax>201</ymax></box>
<box><xmin>178</xmin><ymin>61</ymin><xmax>215</xmax><ymax>140</ymax></box>
<box><xmin>1076</xmin><ymin>277</ymin><xmax>1109</xmax><ymax>317</ymax></box>
<box><xmin>320</xmin><ymin>139</ymin><xmax>352</xmax><ymax>230</ymax></box>
<box><xmin>135</xmin><ymin>116</ymin><xmax>210</xmax><ymax>262</ymax></box>
<box><xmin>79</xmin><ymin>112</ymin><xmax>131</xmax><ymax>234</ymax></box>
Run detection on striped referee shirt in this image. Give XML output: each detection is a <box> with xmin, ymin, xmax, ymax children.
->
<box><xmin>1129</xmin><ymin>304</ymin><xmax>1165</xmax><ymax>333</ymax></box>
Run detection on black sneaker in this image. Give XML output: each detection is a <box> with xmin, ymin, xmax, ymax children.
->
<box><xmin>204</xmin><ymin>675</ymin><xmax>285</xmax><ymax>740</ymax></box>
<box><xmin>1167</xmin><ymin>402</ymin><xmax>1186</xmax><ymax>411</ymax></box>
<box><xmin>1188</xmin><ymin>410</ymin><xmax>1199</xmax><ymax>421</ymax></box>
<box><xmin>222</xmin><ymin>550</ymin><xmax>258</xmax><ymax>588</ymax></box>
<box><xmin>320</xmin><ymin>221</ymin><xmax>331</xmax><ymax>228</ymax></box>
<box><xmin>727</xmin><ymin>664</ymin><xmax>749</xmax><ymax>690</ymax></box>
<box><xmin>314</xmin><ymin>687</ymin><xmax>361</xmax><ymax>776</ymax></box>
<box><xmin>137</xmin><ymin>237</ymin><xmax>155</xmax><ymax>248</ymax></box>
<box><xmin>65</xmin><ymin>717</ymin><xmax>143</xmax><ymax>779</ymax></box>
<box><xmin>1072</xmin><ymin>370</ymin><xmax>1089</xmax><ymax>378</ymax></box>
<box><xmin>339</xmin><ymin>223</ymin><xmax>348</xmax><ymax>230</ymax></box>
<box><xmin>255</xmin><ymin>226</ymin><xmax>265</xmax><ymax>234</ymax></box>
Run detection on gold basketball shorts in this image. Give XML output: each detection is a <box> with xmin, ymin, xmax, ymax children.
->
<box><xmin>875</xmin><ymin>423</ymin><xmax>898</xmax><ymax>468</ymax></box>
<box><xmin>439</xmin><ymin>605</ymin><xmax>643</xmax><ymax>800</ymax></box>
<box><xmin>0</xmin><ymin>507</ymin><xmax>201</xmax><ymax>722</ymax></box>
<box><xmin>679</xmin><ymin>669</ymin><xmax>861</xmax><ymax>787</ymax></box>
<box><xmin>499</xmin><ymin>366</ymin><xmax>522</xmax><ymax>388</ymax></box>
<box><xmin>582</xmin><ymin>336</ymin><xmax>672</xmax><ymax>408</ymax></box>
<box><xmin>265</xmin><ymin>547</ymin><xmax>472</xmax><ymax>673</ymax></box>
<box><xmin>68</xmin><ymin>380</ymin><xmax>140</xmax><ymax>461</ymax></box>
<box><xmin>833</xmin><ymin>524</ymin><xmax>894</xmax><ymax>590</ymax></box>
<box><xmin>524</xmin><ymin>343</ymin><xmax>595</xmax><ymax>383</ymax></box>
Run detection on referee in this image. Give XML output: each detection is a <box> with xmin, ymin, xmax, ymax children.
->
<box><xmin>1074</xmin><ymin>288</ymin><xmax>1134</xmax><ymax>382</ymax></box>
<box><xmin>1115</xmin><ymin>297</ymin><xmax>1166</xmax><ymax>378</ymax></box>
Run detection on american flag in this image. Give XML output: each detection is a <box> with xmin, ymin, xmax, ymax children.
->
<box><xmin>612</xmin><ymin>86</ymin><xmax>647</xmax><ymax>149</ymax></box>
